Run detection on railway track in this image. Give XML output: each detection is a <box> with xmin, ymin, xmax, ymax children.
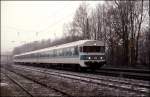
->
<box><xmin>1</xmin><ymin>72</ymin><xmax>33</xmax><ymax>97</ymax></box>
<box><xmin>7</xmin><ymin>64</ymin><xmax>150</xmax><ymax>96</ymax></box>
<box><xmin>1</xmin><ymin>68</ymin><xmax>71</xmax><ymax>97</ymax></box>
<box><xmin>14</xmin><ymin>64</ymin><xmax>150</xmax><ymax>88</ymax></box>
<box><xmin>100</xmin><ymin>67</ymin><xmax>150</xmax><ymax>74</ymax></box>
<box><xmin>95</xmin><ymin>68</ymin><xmax>150</xmax><ymax>81</ymax></box>
<box><xmin>14</xmin><ymin>63</ymin><xmax>150</xmax><ymax>81</ymax></box>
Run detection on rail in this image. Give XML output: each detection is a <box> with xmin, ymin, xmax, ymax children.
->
<box><xmin>2</xmin><ymin>67</ymin><xmax>73</xmax><ymax>97</ymax></box>
<box><xmin>10</xmin><ymin>65</ymin><xmax>150</xmax><ymax>96</ymax></box>
<box><xmin>1</xmin><ymin>72</ymin><xmax>33</xmax><ymax>97</ymax></box>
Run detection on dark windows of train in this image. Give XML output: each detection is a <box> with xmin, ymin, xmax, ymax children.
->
<box><xmin>74</xmin><ymin>46</ymin><xmax>79</xmax><ymax>55</ymax></box>
<box><xmin>83</xmin><ymin>46</ymin><xmax>105</xmax><ymax>53</ymax></box>
<box><xmin>55</xmin><ymin>49</ymin><xmax>58</xmax><ymax>57</ymax></box>
<box><xmin>48</xmin><ymin>51</ymin><xmax>52</xmax><ymax>57</ymax></box>
<box><xmin>68</xmin><ymin>48</ymin><xmax>72</xmax><ymax>56</ymax></box>
<box><xmin>56</xmin><ymin>50</ymin><xmax>58</xmax><ymax>56</ymax></box>
<box><xmin>49</xmin><ymin>51</ymin><xmax>51</xmax><ymax>57</ymax></box>
<box><xmin>41</xmin><ymin>52</ymin><xmax>44</xmax><ymax>57</ymax></box>
<box><xmin>57</xmin><ymin>50</ymin><xmax>59</xmax><ymax>56</ymax></box>
<box><xmin>57</xmin><ymin>49</ymin><xmax>59</xmax><ymax>56</ymax></box>
<box><xmin>63</xmin><ymin>48</ymin><xmax>66</xmax><ymax>56</ymax></box>
<box><xmin>35</xmin><ymin>53</ymin><xmax>37</xmax><ymax>58</ymax></box>
<box><xmin>58</xmin><ymin>49</ymin><xmax>60</xmax><ymax>56</ymax></box>
<box><xmin>33</xmin><ymin>54</ymin><xmax>35</xmax><ymax>58</ymax></box>
<box><xmin>52</xmin><ymin>50</ymin><xmax>55</xmax><ymax>57</ymax></box>
<box><xmin>40</xmin><ymin>52</ymin><xmax>42</xmax><ymax>57</ymax></box>
<box><xmin>27</xmin><ymin>54</ymin><xmax>29</xmax><ymax>58</ymax></box>
<box><xmin>42</xmin><ymin>52</ymin><xmax>46</xmax><ymax>57</ymax></box>
<box><xmin>58</xmin><ymin>49</ymin><xmax>62</xmax><ymax>56</ymax></box>
<box><xmin>62</xmin><ymin>48</ymin><xmax>65</xmax><ymax>56</ymax></box>
<box><xmin>31</xmin><ymin>54</ymin><xmax>34</xmax><ymax>58</ymax></box>
<box><xmin>53</xmin><ymin>50</ymin><xmax>55</xmax><ymax>57</ymax></box>
<box><xmin>70</xmin><ymin>47</ymin><xmax>74</xmax><ymax>56</ymax></box>
<box><xmin>65</xmin><ymin>48</ymin><xmax>69</xmax><ymax>56</ymax></box>
<box><xmin>80</xmin><ymin>47</ymin><xmax>83</xmax><ymax>52</ymax></box>
<box><xmin>44</xmin><ymin>51</ymin><xmax>49</xmax><ymax>57</ymax></box>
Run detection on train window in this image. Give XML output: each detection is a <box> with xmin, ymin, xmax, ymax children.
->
<box><xmin>52</xmin><ymin>50</ymin><xmax>54</xmax><ymax>57</ymax></box>
<box><xmin>52</xmin><ymin>50</ymin><xmax>55</xmax><ymax>57</ymax></box>
<box><xmin>33</xmin><ymin>53</ymin><xmax>35</xmax><ymax>57</ymax></box>
<box><xmin>62</xmin><ymin>48</ymin><xmax>65</xmax><ymax>56</ymax></box>
<box><xmin>68</xmin><ymin>48</ymin><xmax>71</xmax><ymax>56</ymax></box>
<box><xmin>44</xmin><ymin>52</ymin><xmax>47</xmax><ymax>57</ymax></box>
<box><xmin>63</xmin><ymin>47</ymin><xmax>71</xmax><ymax>56</ymax></box>
<box><xmin>64</xmin><ymin>48</ymin><xmax>67</xmax><ymax>56</ymax></box>
<box><xmin>53</xmin><ymin>50</ymin><xmax>55</xmax><ymax>57</ymax></box>
<box><xmin>25</xmin><ymin>55</ymin><xmax>27</xmax><ymax>58</ymax></box>
<box><xmin>83</xmin><ymin>46</ymin><xmax>105</xmax><ymax>53</ymax></box>
<box><xmin>24</xmin><ymin>55</ymin><xmax>26</xmax><ymax>58</ymax></box>
<box><xmin>70</xmin><ymin>47</ymin><xmax>74</xmax><ymax>56</ymax></box>
<box><xmin>66</xmin><ymin>48</ymin><xmax>69</xmax><ymax>56</ymax></box>
<box><xmin>44</xmin><ymin>51</ymin><xmax>49</xmax><ymax>57</ymax></box>
<box><xmin>74</xmin><ymin>46</ymin><xmax>79</xmax><ymax>55</ymax></box>
<box><xmin>57</xmin><ymin>49</ymin><xmax>59</xmax><ymax>56</ymax></box>
<box><xmin>65</xmin><ymin>48</ymin><xmax>67</xmax><ymax>56</ymax></box>
<box><xmin>61</xmin><ymin>49</ymin><xmax>63</xmax><ymax>56</ymax></box>
<box><xmin>43</xmin><ymin>52</ymin><xmax>45</xmax><ymax>57</ymax></box>
<box><xmin>51</xmin><ymin>51</ymin><xmax>53</xmax><ymax>57</ymax></box>
<box><xmin>38</xmin><ymin>53</ymin><xmax>41</xmax><ymax>57</ymax></box>
<box><xmin>28</xmin><ymin>54</ymin><xmax>30</xmax><ymax>58</ymax></box>
<box><xmin>30</xmin><ymin>54</ymin><xmax>32</xmax><ymax>58</ymax></box>
<box><xmin>62</xmin><ymin>49</ymin><xmax>64</xmax><ymax>56</ymax></box>
<box><xmin>80</xmin><ymin>47</ymin><xmax>83</xmax><ymax>52</ymax></box>
<box><xmin>65</xmin><ymin>48</ymin><xmax>70</xmax><ymax>56</ymax></box>
<box><xmin>49</xmin><ymin>51</ymin><xmax>51</xmax><ymax>57</ymax></box>
<box><xmin>63</xmin><ymin>48</ymin><xmax>67</xmax><ymax>56</ymax></box>
<box><xmin>41</xmin><ymin>52</ymin><xmax>44</xmax><ymax>57</ymax></box>
<box><xmin>27</xmin><ymin>54</ymin><xmax>29</xmax><ymax>58</ymax></box>
<box><xmin>58</xmin><ymin>49</ymin><xmax>60</xmax><ymax>56</ymax></box>
<box><xmin>48</xmin><ymin>51</ymin><xmax>52</xmax><ymax>57</ymax></box>
<box><xmin>55</xmin><ymin>49</ymin><xmax>58</xmax><ymax>57</ymax></box>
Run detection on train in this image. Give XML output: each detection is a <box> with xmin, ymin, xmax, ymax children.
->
<box><xmin>13</xmin><ymin>40</ymin><xmax>106</xmax><ymax>70</ymax></box>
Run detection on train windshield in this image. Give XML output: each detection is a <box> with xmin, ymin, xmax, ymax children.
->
<box><xmin>82</xmin><ymin>46</ymin><xmax>105</xmax><ymax>53</ymax></box>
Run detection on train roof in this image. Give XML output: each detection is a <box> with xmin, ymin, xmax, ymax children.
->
<box><xmin>14</xmin><ymin>40</ymin><xmax>105</xmax><ymax>57</ymax></box>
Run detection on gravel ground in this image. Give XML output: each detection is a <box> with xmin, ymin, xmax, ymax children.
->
<box><xmin>2</xmin><ymin>69</ymin><xmax>65</xmax><ymax>97</ymax></box>
<box><xmin>9</xmin><ymin>65</ymin><xmax>149</xmax><ymax>97</ymax></box>
<box><xmin>0</xmin><ymin>72</ymin><xmax>29</xmax><ymax>96</ymax></box>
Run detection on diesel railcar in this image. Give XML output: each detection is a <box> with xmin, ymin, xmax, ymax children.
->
<box><xmin>13</xmin><ymin>40</ymin><xmax>106</xmax><ymax>69</ymax></box>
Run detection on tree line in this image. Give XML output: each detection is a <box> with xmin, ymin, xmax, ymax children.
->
<box><xmin>13</xmin><ymin>0</ymin><xmax>149</xmax><ymax>68</ymax></box>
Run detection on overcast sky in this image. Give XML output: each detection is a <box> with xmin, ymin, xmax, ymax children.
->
<box><xmin>1</xmin><ymin>1</ymin><xmax>104</xmax><ymax>53</ymax></box>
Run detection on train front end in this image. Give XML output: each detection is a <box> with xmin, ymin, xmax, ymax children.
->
<box><xmin>79</xmin><ymin>40</ymin><xmax>106</xmax><ymax>69</ymax></box>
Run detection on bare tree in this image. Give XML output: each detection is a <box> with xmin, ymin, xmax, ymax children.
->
<box><xmin>72</xmin><ymin>2</ymin><xmax>90</xmax><ymax>39</ymax></box>
<box><xmin>111</xmin><ymin>0</ymin><xmax>145</xmax><ymax>66</ymax></box>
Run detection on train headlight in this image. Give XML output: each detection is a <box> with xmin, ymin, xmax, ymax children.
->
<box><xmin>100</xmin><ymin>57</ymin><xmax>103</xmax><ymax>60</ymax></box>
<box><xmin>88</xmin><ymin>57</ymin><xmax>91</xmax><ymax>60</ymax></box>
